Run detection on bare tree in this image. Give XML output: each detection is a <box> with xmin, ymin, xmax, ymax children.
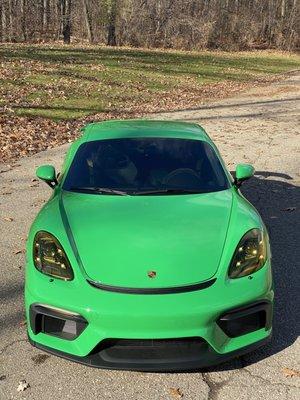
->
<box><xmin>42</xmin><ymin>0</ymin><xmax>50</xmax><ymax>32</ymax></box>
<box><xmin>107</xmin><ymin>0</ymin><xmax>117</xmax><ymax>46</ymax></box>
<box><xmin>0</xmin><ymin>1</ymin><xmax>7</xmax><ymax>42</ymax></box>
<box><xmin>82</xmin><ymin>0</ymin><xmax>94</xmax><ymax>42</ymax></box>
<box><xmin>61</xmin><ymin>0</ymin><xmax>72</xmax><ymax>43</ymax></box>
<box><xmin>0</xmin><ymin>0</ymin><xmax>298</xmax><ymax>50</ymax></box>
<box><xmin>8</xmin><ymin>0</ymin><xmax>13</xmax><ymax>41</ymax></box>
<box><xmin>20</xmin><ymin>0</ymin><xmax>27</xmax><ymax>41</ymax></box>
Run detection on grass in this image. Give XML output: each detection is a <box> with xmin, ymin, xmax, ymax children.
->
<box><xmin>0</xmin><ymin>43</ymin><xmax>299</xmax><ymax>120</ymax></box>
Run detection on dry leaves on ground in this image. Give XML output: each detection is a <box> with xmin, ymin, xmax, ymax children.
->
<box><xmin>0</xmin><ymin>112</ymin><xmax>139</xmax><ymax>164</ymax></box>
<box><xmin>169</xmin><ymin>387</ymin><xmax>184</xmax><ymax>398</ymax></box>
<box><xmin>281</xmin><ymin>207</ymin><xmax>296</xmax><ymax>212</ymax></box>
<box><xmin>0</xmin><ymin>46</ymin><xmax>282</xmax><ymax>165</ymax></box>
<box><xmin>282</xmin><ymin>368</ymin><xmax>300</xmax><ymax>378</ymax></box>
<box><xmin>14</xmin><ymin>249</ymin><xmax>25</xmax><ymax>255</ymax></box>
<box><xmin>17</xmin><ymin>380</ymin><xmax>30</xmax><ymax>392</ymax></box>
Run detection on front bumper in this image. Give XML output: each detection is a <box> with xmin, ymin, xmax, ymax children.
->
<box><xmin>26</xmin><ymin>261</ymin><xmax>273</xmax><ymax>371</ymax></box>
<box><xmin>28</xmin><ymin>333</ymin><xmax>271</xmax><ymax>372</ymax></box>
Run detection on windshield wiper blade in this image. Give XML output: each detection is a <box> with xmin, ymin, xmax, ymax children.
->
<box><xmin>132</xmin><ymin>188</ymin><xmax>204</xmax><ymax>195</ymax></box>
<box><xmin>68</xmin><ymin>186</ymin><xmax>129</xmax><ymax>196</ymax></box>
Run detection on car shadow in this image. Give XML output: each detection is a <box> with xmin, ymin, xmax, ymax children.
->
<box><xmin>0</xmin><ymin>281</ymin><xmax>25</xmax><ymax>334</ymax></box>
<box><xmin>205</xmin><ymin>170</ymin><xmax>300</xmax><ymax>371</ymax></box>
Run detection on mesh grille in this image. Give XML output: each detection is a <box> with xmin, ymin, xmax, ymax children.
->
<box><xmin>95</xmin><ymin>338</ymin><xmax>207</xmax><ymax>363</ymax></box>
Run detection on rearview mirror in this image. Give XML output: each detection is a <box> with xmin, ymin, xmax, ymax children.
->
<box><xmin>234</xmin><ymin>164</ymin><xmax>254</xmax><ymax>187</ymax></box>
<box><xmin>36</xmin><ymin>165</ymin><xmax>57</xmax><ymax>188</ymax></box>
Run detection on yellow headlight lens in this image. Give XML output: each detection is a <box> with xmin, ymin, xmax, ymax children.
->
<box><xmin>33</xmin><ymin>231</ymin><xmax>74</xmax><ymax>280</ymax></box>
<box><xmin>228</xmin><ymin>229</ymin><xmax>268</xmax><ymax>279</ymax></box>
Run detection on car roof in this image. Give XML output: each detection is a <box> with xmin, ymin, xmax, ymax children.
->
<box><xmin>81</xmin><ymin>120</ymin><xmax>211</xmax><ymax>143</ymax></box>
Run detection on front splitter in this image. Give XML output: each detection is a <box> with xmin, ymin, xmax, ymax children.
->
<box><xmin>28</xmin><ymin>334</ymin><xmax>271</xmax><ymax>372</ymax></box>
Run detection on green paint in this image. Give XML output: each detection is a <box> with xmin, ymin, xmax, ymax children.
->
<box><xmin>26</xmin><ymin>120</ymin><xmax>273</xmax><ymax>366</ymax></box>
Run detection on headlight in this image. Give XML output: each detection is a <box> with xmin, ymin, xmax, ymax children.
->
<box><xmin>33</xmin><ymin>231</ymin><xmax>74</xmax><ymax>280</ymax></box>
<box><xmin>228</xmin><ymin>228</ymin><xmax>267</xmax><ymax>279</ymax></box>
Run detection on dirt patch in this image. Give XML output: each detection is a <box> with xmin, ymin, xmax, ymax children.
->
<box><xmin>31</xmin><ymin>354</ymin><xmax>51</xmax><ymax>365</ymax></box>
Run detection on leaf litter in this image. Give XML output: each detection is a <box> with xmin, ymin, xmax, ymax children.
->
<box><xmin>17</xmin><ymin>380</ymin><xmax>30</xmax><ymax>392</ymax></box>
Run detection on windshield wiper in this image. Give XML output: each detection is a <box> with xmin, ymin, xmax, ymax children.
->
<box><xmin>68</xmin><ymin>186</ymin><xmax>129</xmax><ymax>196</ymax></box>
<box><xmin>132</xmin><ymin>188</ymin><xmax>204</xmax><ymax>195</ymax></box>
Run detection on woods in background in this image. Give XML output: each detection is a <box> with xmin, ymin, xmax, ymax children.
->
<box><xmin>0</xmin><ymin>0</ymin><xmax>299</xmax><ymax>50</ymax></box>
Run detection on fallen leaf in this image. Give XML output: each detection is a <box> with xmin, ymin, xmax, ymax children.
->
<box><xmin>282</xmin><ymin>368</ymin><xmax>300</xmax><ymax>378</ymax></box>
<box><xmin>282</xmin><ymin>207</ymin><xmax>296</xmax><ymax>212</ymax></box>
<box><xmin>169</xmin><ymin>388</ymin><xmax>183</xmax><ymax>398</ymax></box>
<box><xmin>14</xmin><ymin>249</ymin><xmax>25</xmax><ymax>255</ymax></box>
<box><xmin>3</xmin><ymin>217</ymin><xmax>13</xmax><ymax>222</ymax></box>
<box><xmin>17</xmin><ymin>380</ymin><xmax>30</xmax><ymax>392</ymax></box>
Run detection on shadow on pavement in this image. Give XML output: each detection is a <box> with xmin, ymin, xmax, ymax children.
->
<box><xmin>0</xmin><ymin>282</ymin><xmax>24</xmax><ymax>302</ymax></box>
<box><xmin>208</xmin><ymin>170</ymin><xmax>300</xmax><ymax>371</ymax></box>
<box><xmin>0</xmin><ymin>281</ymin><xmax>25</xmax><ymax>334</ymax></box>
<box><xmin>148</xmin><ymin>97</ymin><xmax>300</xmax><ymax>115</ymax></box>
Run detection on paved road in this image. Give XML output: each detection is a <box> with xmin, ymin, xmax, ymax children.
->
<box><xmin>0</xmin><ymin>73</ymin><xmax>299</xmax><ymax>399</ymax></box>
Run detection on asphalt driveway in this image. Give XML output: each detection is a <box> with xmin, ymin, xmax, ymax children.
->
<box><xmin>0</xmin><ymin>73</ymin><xmax>299</xmax><ymax>399</ymax></box>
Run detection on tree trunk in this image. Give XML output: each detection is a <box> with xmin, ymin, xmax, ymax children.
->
<box><xmin>83</xmin><ymin>0</ymin><xmax>94</xmax><ymax>43</ymax></box>
<box><xmin>107</xmin><ymin>0</ymin><xmax>117</xmax><ymax>46</ymax></box>
<box><xmin>62</xmin><ymin>0</ymin><xmax>71</xmax><ymax>44</ymax></box>
<box><xmin>20</xmin><ymin>0</ymin><xmax>27</xmax><ymax>41</ymax></box>
<box><xmin>0</xmin><ymin>2</ymin><xmax>7</xmax><ymax>42</ymax></box>
<box><xmin>8</xmin><ymin>0</ymin><xmax>12</xmax><ymax>41</ymax></box>
<box><xmin>43</xmin><ymin>0</ymin><xmax>50</xmax><ymax>31</ymax></box>
<box><xmin>281</xmin><ymin>0</ymin><xmax>285</xmax><ymax>18</ymax></box>
<box><xmin>56</xmin><ymin>0</ymin><xmax>63</xmax><ymax>40</ymax></box>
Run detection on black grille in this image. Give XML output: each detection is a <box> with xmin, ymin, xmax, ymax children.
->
<box><xmin>30</xmin><ymin>304</ymin><xmax>88</xmax><ymax>340</ymax></box>
<box><xmin>93</xmin><ymin>338</ymin><xmax>208</xmax><ymax>364</ymax></box>
<box><xmin>217</xmin><ymin>301</ymin><xmax>271</xmax><ymax>338</ymax></box>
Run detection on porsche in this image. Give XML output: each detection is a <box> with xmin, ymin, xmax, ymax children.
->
<box><xmin>26</xmin><ymin>120</ymin><xmax>273</xmax><ymax>371</ymax></box>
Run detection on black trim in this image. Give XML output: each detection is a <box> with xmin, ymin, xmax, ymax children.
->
<box><xmin>59</xmin><ymin>196</ymin><xmax>86</xmax><ymax>276</ymax></box>
<box><xmin>217</xmin><ymin>301</ymin><xmax>272</xmax><ymax>338</ymax></box>
<box><xmin>218</xmin><ymin>300</ymin><xmax>272</xmax><ymax>328</ymax></box>
<box><xmin>86</xmin><ymin>278</ymin><xmax>217</xmax><ymax>294</ymax></box>
<box><xmin>30</xmin><ymin>304</ymin><xmax>88</xmax><ymax>339</ymax></box>
<box><xmin>28</xmin><ymin>334</ymin><xmax>272</xmax><ymax>372</ymax></box>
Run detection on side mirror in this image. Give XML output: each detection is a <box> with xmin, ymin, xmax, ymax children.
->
<box><xmin>36</xmin><ymin>165</ymin><xmax>58</xmax><ymax>188</ymax></box>
<box><xmin>234</xmin><ymin>164</ymin><xmax>255</xmax><ymax>187</ymax></box>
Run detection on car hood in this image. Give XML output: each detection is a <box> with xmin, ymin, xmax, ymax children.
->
<box><xmin>61</xmin><ymin>189</ymin><xmax>233</xmax><ymax>288</ymax></box>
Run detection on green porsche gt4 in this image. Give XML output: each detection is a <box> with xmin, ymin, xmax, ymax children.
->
<box><xmin>26</xmin><ymin>120</ymin><xmax>273</xmax><ymax>371</ymax></box>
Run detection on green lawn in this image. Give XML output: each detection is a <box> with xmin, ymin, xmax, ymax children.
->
<box><xmin>0</xmin><ymin>44</ymin><xmax>299</xmax><ymax>120</ymax></box>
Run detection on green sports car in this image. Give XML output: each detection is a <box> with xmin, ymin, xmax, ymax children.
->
<box><xmin>26</xmin><ymin>120</ymin><xmax>273</xmax><ymax>371</ymax></box>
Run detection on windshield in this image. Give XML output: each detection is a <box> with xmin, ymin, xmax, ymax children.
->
<box><xmin>63</xmin><ymin>138</ymin><xmax>230</xmax><ymax>195</ymax></box>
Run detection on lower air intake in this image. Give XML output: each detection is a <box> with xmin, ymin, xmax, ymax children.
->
<box><xmin>94</xmin><ymin>338</ymin><xmax>208</xmax><ymax>364</ymax></box>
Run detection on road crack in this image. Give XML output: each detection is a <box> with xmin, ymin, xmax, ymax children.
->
<box><xmin>201</xmin><ymin>373</ymin><xmax>230</xmax><ymax>400</ymax></box>
<box><xmin>239</xmin><ymin>356</ymin><xmax>299</xmax><ymax>390</ymax></box>
<box><xmin>0</xmin><ymin>339</ymin><xmax>27</xmax><ymax>356</ymax></box>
